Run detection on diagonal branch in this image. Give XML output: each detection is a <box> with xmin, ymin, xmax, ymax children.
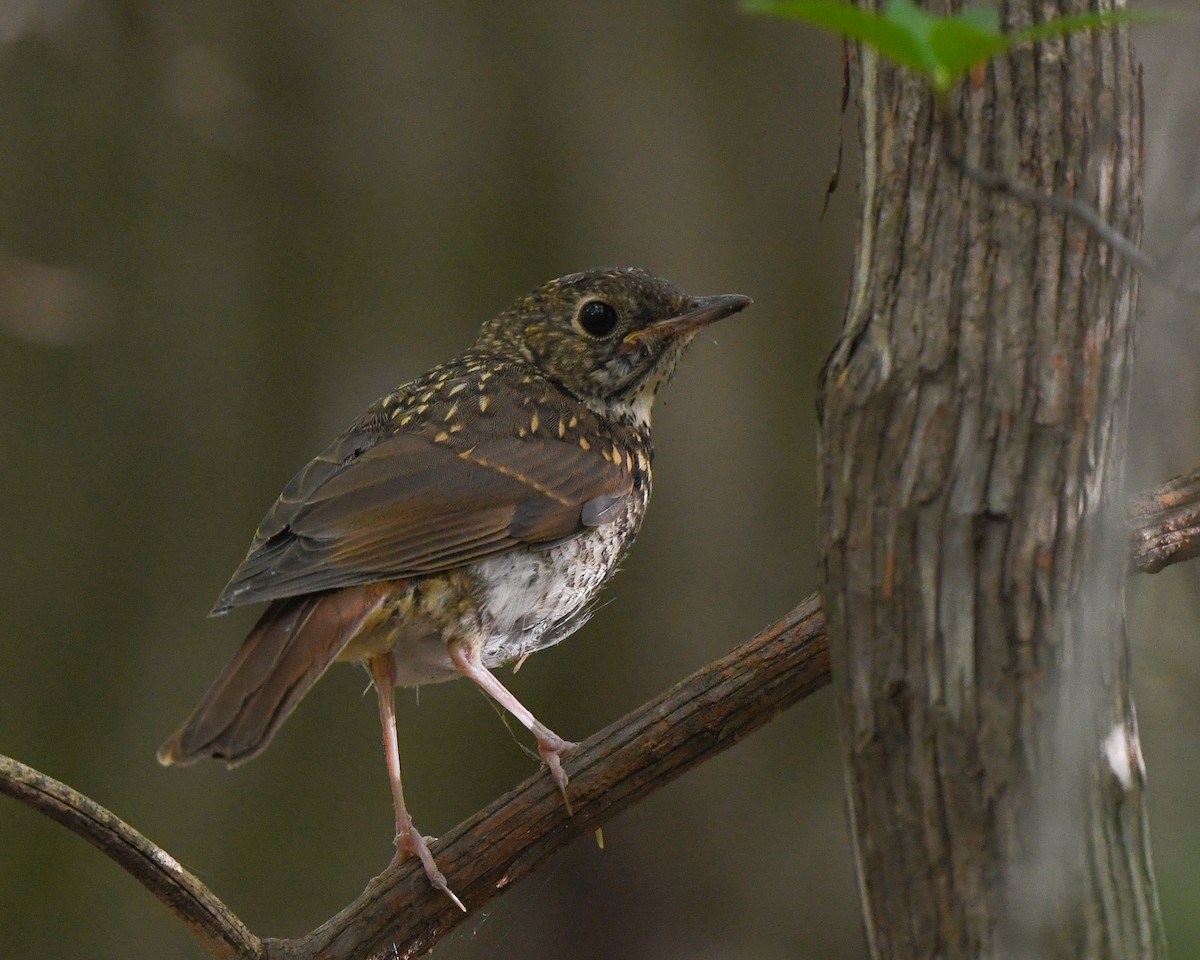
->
<box><xmin>266</xmin><ymin>595</ymin><xmax>828</xmax><ymax>960</ymax></box>
<box><xmin>3</xmin><ymin>466</ymin><xmax>1200</xmax><ymax>959</ymax></box>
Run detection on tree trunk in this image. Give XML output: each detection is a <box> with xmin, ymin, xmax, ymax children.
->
<box><xmin>817</xmin><ymin>1</ymin><xmax>1165</xmax><ymax>957</ymax></box>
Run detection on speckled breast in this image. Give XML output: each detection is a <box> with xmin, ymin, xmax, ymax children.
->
<box><xmin>473</xmin><ymin>482</ymin><xmax>649</xmax><ymax>669</ymax></box>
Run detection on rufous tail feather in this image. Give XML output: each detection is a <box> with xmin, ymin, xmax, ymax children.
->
<box><xmin>157</xmin><ymin>585</ymin><xmax>390</xmax><ymax>767</ymax></box>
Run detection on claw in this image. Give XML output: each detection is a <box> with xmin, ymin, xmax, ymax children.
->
<box><xmin>395</xmin><ymin>827</ymin><xmax>466</xmax><ymax>912</ymax></box>
<box><xmin>538</xmin><ymin>736</ymin><xmax>578</xmax><ymax>814</ymax></box>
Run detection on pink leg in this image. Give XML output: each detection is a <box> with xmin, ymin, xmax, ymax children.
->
<box><xmin>368</xmin><ymin>656</ymin><xmax>465</xmax><ymax>912</ymax></box>
<box><xmin>448</xmin><ymin>642</ymin><xmax>578</xmax><ymax>814</ymax></box>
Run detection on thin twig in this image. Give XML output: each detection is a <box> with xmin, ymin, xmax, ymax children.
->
<box><xmin>0</xmin><ymin>754</ymin><xmax>261</xmax><ymax>960</ymax></box>
<box><xmin>937</xmin><ymin>102</ymin><xmax>1200</xmax><ymax>299</ymax></box>
<box><xmin>2</xmin><ymin>466</ymin><xmax>1200</xmax><ymax>959</ymax></box>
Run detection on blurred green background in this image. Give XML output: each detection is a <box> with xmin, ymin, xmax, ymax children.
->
<box><xmin>0</xmin><ymin>2</ymin><xmax>1194</xmax><ymax>959</ymax></box>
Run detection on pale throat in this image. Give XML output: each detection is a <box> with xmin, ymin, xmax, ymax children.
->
<box><xmin>599</xmin><ymin>387</ymin><xmax>656</xmax><ymax>430</ymax></box>
<box><xmin>601</xmin><ymin>336</ymin><xmax>692</xmax><ymax>430</ymax></box>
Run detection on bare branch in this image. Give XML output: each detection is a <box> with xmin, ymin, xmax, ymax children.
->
<box><xmin>0</xmin><ymin>754</ymin><xmax>261</xmax><ymax>960</ymax></box>
<box><xmin>2</xmin><ymin>465</ymin><xmax>1199</xmax><ymax>959</ymax></box>
<box><xmin>265</xmin><ymin>595</ymin><xmax>829</xmax><ymax>960</ymax></box>
<box><xmin>1131</xmin><ymin>469</ymin><xmax>1200</xmax><ymax>573</ymax></box>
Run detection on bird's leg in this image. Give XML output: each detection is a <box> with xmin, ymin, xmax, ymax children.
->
<box><xmin>448</xmin><ymin>642</ymin><xmax>578</xmax><ymax>814</ymax></box>
<box><xmin>367</xmin><ymin>655</ymin><xmax>466</xmax><ymax>912</ymax></box>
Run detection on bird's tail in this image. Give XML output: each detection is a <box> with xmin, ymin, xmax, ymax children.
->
<box><xmin>157</xmin><ymin>585</ymin><xmax>391</xmax><ymax>767</ymax></box>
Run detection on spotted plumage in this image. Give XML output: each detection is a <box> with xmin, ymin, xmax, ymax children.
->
<box><xmin>158</xmin><ymin>266</ymin><xmax>750</xmax><ymax>908</ymax></box>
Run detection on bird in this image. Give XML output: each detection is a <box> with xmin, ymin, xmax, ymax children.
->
<box><xmin>157</xmin><ymin>266</ymin><xmax>750</xmax><ymax>910</ymax></box>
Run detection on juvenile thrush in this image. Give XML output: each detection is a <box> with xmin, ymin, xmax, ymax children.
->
<box><xmin>158</xmin><ymin>266</ymin><xmax>750</xmax><ymax>909</ymax></box>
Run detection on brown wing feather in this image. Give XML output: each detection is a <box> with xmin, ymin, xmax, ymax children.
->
<box><xmin>213</xmin><ymin>386</ymin><xmax>633</xmax><ymax>612</ymax></box>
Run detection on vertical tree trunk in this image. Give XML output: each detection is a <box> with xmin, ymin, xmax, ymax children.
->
<box><xmin>817</xmin><ymin>1</ymin><xmax>1165</xmax><ymax>957</ymax></box>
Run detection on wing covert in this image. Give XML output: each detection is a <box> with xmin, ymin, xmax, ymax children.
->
<box><xmin>212</xmin><ymin>381</ymin><xmax>638</xmax><ymax>613</ymax></box>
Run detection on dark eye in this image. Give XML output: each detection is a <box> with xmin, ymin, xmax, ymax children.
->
<box><xmin>576</xmin><ymin>300</ymin><xmax>620</xmax><ymax>338</ymax></box>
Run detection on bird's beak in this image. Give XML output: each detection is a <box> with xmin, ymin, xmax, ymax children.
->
<box><xmin>622</xmin><ymin>293</ymin><xmax>752</xmax><ymax>349</ymax></box>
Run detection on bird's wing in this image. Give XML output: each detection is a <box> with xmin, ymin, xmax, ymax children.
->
<box><xmin>212</xmin><ymin>398</ymin><xmax>635</xmax><ymax>612</ymax></box>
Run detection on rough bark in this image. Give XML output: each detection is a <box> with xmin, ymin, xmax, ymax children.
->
<box><xmin>817</xmin><ymin>1</ymin><xmax>1164</xmax><ymax>958</ymax></box>
<box><xmin>1130</xmin><ymin>469</ymin><xmax>1200</xmax><ymax>573</ymax></box>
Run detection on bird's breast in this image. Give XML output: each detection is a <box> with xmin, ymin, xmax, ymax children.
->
<box><xmin>472</xmin><ymin>492</ymin><xmax>646</xmax><ymax>668</ymax></box>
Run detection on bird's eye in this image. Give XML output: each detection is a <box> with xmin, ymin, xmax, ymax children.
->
<box><xmin>575</xmin><ymin>300</ymin><xmax>620</xmax><ymax>338</ymax></box>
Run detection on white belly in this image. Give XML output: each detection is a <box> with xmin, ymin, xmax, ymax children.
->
<box><xmin>384</xmin><ymin>495</ymin><xmax>644</xmax><ymax>686</ymax></box>
<box><xmin>474</xmin><ymin>508</ymin><xmax>640</xmax><ymax>668</ymax></box>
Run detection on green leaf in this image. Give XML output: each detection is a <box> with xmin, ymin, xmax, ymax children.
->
<box><xmin>926</xmin><ymin>19</ymin><xmax>1008</xmax><ymax>93</ymax></box>
<box><xmin>741</xmin><ymin>1</ymin><xmax>933</xmax><ymax>76</ymax></box>
<box><xmin>881</xmin><ymin>0</ymin><xmax>934</xmax><ymax>37</ymax></box>
<box><xmin>744</xmin><ymin>1</ymin><xmax>1162</xmax><ymax>97</ymax></box>
<box><xmin>881</xmin><ymin>0</ymin><xmax>1008</xmax><ymax>93</ymax></box>
<box><xmin>1011</xmin><ymin>9</ymin><xmax>1162</xmax><ymax>48</ymax></box>
<box><xmin>954</xmin><ymin>6</ymin><xmax>1001</xmax><ymax>34</ymax></box>
<box><xmin>881</xmin><ymin>0</ymin><xmax>946</xmax><ymax>89</ymax></box>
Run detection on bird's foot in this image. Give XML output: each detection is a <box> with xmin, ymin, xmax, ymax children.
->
<box><xmin>537</xmin><ymin>734</ymin><xmax>579</xmax><ymax>815</ymax></box>
<box><xmin>390</xmin><ymin>824</ymin><xmax>466</xmax><ymax>912</ymax></box>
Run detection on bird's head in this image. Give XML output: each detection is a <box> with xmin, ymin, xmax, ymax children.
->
<box><xmin>478</xmin><ymin>266</ymin><xmax>751</xmax><ymax>426</ymax></box>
